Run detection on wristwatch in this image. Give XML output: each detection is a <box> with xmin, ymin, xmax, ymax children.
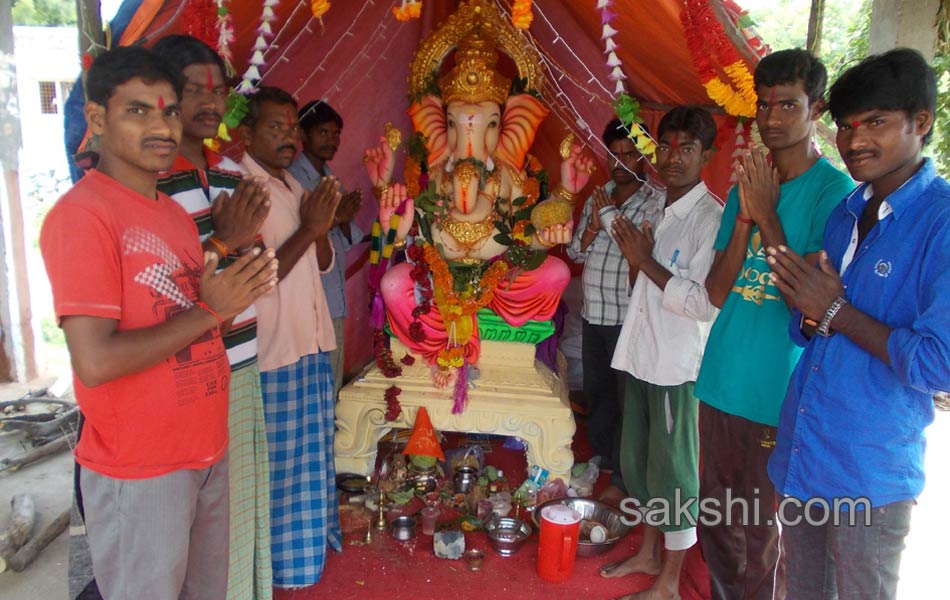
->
<box><xmin>816</xmin><ymin>296</ymin><xmax>848</xmax><ymax>337</ymax></box>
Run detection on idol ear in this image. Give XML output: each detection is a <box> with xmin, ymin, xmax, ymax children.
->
<box><xmin>495</xmin><ymin>94</ymin><xmax>550</xmax><ymax>171</ymax></box>
<box><xmin>408</xmin><ymin>95</ymin><xmax>450</xmax><ymax>166</ymax></box>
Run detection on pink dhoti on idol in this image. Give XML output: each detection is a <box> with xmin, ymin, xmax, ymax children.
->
<box><xmin>381</xmin><ymin>257</ymin><xmax>570</xmax><ymax>365</ymax></box>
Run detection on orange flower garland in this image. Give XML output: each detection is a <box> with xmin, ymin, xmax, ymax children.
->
<box><xmin>310</xmin><ymin>0</ymin><xmax>331</xmax><ymax>21</ymax></box>
<box><xmin>393</xmin><ymin>0</ymin><xmax>422</xmax><ymax>21</ymax></box>
<box><xmin>512</xmin><ymin>0</ymin><xmax>533</xmax><ymax>30</ymax></box>
<box><xmin>681</xmin><ymin>0</ymin><xmax>756</xmax><ymax>118</ymax></box>
<box><xmin>421</xmin><ymin>243</ymin><xmax>509</xmax><ymax>368</ymax></box>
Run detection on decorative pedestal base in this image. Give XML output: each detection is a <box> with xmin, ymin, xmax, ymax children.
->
<box><xmin>335</xmin><ymin>339</ymin><xmax>576</xmax><ymax>482</ymax></box>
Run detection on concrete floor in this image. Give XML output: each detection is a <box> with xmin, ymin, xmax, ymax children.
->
<box><xmin>0</xmin><ymin>377</ymin><xmax>947</xmax><ymax>599</ymax></box>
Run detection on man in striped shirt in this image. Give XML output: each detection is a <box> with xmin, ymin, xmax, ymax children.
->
<box><xmin>153</xmin><ymin>34</ymin><xmax>274</xmax><ymax>600</ymax></box>
<box><xmin>567</xmin><ymin>119</ymin><xmax>662</xmax><ymax>503</ymax></box>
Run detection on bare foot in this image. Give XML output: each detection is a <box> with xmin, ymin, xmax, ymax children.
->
<box><xmin>430</xmin><ymin>365</ymin><xmax>457</xmax><ymax>389</ymax></box>
<box><xmin>598</xmin><ymin>484</ymin><xmax>626</xmax><ymax>507</ymax></box>
<box><xmin>600</xmin><ymin>553</ymin><xmax>662</xmax><ymax>579</ymax></box>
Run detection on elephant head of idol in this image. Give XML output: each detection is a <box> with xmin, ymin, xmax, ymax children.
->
<box><xmin>408</xmin><ymin>30</ymin><xmax>548</xmax><ymax>215</ymax></box>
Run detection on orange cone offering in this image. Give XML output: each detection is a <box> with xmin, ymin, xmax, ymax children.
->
<box><xmin>402</xmin><ymin>407</ymin><xmax>445</xmax><ymax>461</ymax></box>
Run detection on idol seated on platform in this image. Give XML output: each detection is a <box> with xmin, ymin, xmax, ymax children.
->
<box><xmin>362</xmin><ymin>18</ymin><xmax>594</xmax><ymax>394</ymax></box>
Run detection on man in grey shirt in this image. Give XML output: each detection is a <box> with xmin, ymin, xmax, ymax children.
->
<box><xmin>567</xmin><ymin>119</ymin><xmax>662</xmax><ymax>502</ymax></box>
<box><xmin>289</xmin><ymin>100</ymin><xmax>363</xmax><ymax>394</ymax></box>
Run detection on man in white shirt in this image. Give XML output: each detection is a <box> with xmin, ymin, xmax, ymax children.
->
<box><xmin>601</xmin><ymin>106</ymin><xmax>722</xmax><ymax>600</ymax></box>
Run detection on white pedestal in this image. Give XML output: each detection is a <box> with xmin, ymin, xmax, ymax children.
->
<box><xmin>334</xmin><ymin>339</ymin><xmax>576</xmax><ymax>482</ymax></box>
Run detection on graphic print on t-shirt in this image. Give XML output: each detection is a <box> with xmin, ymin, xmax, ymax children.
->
<box><xmin>731</xmin><ymin>230</ymin><xmax>781</xmax><ymax>306</ymax></box>
<box><xmin>123</xmin><ymin>226</ymin><xmax>229</xmax><ymax>405</ymax></box>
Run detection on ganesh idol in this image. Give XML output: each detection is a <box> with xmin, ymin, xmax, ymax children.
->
<box><xmin>362</xmin><ymin>1</ymin><xmax>594</xmax><ymax>390</ymax></box>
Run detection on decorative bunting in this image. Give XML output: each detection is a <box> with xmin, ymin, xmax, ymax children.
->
<box><xmin>596</xmin><ymin>0</ymin><xmax>656</xmax><ymax>161</ymax></box>
<box><xmin>237</xmin><ymin>0</ymin><xmax>281</xmax><ymax>94</ymax></box>
<box><xmin>215</xmin><ymin>1</ymin><xmax>236</xmax><ymax>76</ymax></box>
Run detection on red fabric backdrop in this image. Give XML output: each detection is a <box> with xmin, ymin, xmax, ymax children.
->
<box><xmin>128</xmin><ymin>0</ymin><xmax>756</xmax><ymax>375</ymax></box>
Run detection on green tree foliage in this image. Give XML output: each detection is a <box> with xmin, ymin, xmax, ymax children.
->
<box><xmin>12</xmin><ymin>0</ymin><xmax>77</xmax><ymax>26</ymax></box>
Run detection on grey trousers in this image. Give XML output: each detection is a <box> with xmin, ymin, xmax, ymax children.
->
<box><xmin>782</xmin><ymin>499</ymin><xmax>913</xmax><ymax>600</ymax></box>
<box><xmin>80</xmin><ymin>456</ymin><xmax>230</xmax><ymax>600</ymax></box>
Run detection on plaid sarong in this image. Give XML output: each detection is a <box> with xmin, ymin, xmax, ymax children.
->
<box><xmin>260</xmin><ymin>352</ymin><xmax>342</xmax><ymax>588</ymax></box>
<box><xmin>227</xmin><ymin>361</ymin><xmax>273</xmax><ymax>600</ymax></box>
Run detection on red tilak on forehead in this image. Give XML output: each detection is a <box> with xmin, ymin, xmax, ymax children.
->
<box><xmin>670</xmin><ymin>135</ymin><xmax>680</xmax><ymax>151</ymax></box>
<box><xmin>851</xmin><ymin>121</ymin><xmax>862</xmax><ymax>129</ymax></box>
<box><xmin>206</xmin><ymin>67</ymin><xmax>214</xmax><ymax>91</ymax></box>
<box><xmin>768</xmin><ymin>89</ymin><xmax>776</xmax><ymax>106</ymax></box>
<box><xmin>158</xmin><ymin>95</ymin><xmax>165</xmax><ymax>109</ymax></box>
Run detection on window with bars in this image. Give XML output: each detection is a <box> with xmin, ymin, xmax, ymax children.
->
<box><xmin>39</xmin><ymin>81</ymin><xmax>58</xmax><ymax>114</ymax></box>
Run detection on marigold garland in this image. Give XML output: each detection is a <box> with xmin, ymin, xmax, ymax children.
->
<box><xmin>417</xmin><ymin>243</ymin><xmax>509</xmax><ymax>368</ymax></box>
<box><xmin>511</xmin><ymin>0</ymin><xmax>533</xmax><ymax>30</ymax></box>
<box><xmin>393</xmin><ymin>0</ymin><xmax>422</xmax><ymax>21</ymax></box>
<box><xmin>681</xmin><ymin>0</ymin><xmax>756</xmax><ymax>118</ymax></box>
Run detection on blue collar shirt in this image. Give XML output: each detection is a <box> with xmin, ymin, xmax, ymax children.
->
<box><xmin>768</xmin><ymin>159</ymin><xmax>950</xmax><ymax>508</ymax></box>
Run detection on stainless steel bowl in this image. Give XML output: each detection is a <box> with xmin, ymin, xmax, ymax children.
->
<box><xmin>389</xmin><ymin>515</ymin><xmax>417</xmax><ymax>541</ymax></box>
<box><xmin>484</xmin><ymin>516</ymin><xmax>532</xmax><ymax>556</ymax></box>
<box><xmin>532</xmin><ymin>498</ymin><xmax>631</xmax><ymax>557</ymax></box>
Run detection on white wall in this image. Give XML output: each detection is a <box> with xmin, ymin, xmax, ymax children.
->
<box><xmin>12</xmin><ymin>26</ymin><xmax>79</xmax><ymax>378</ymax></box>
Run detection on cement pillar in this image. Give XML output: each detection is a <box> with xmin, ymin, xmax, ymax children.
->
<box><xmin>0</xmin><ymin>2</ymin><xmax>38</xmax><ymax>382</ymax></box>
<box><xmin>868</xmin><ymin>0</ymin><xmax>940</xmax><ymax>60</ymax></box>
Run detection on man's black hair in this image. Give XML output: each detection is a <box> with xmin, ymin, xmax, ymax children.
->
<box><xmin>299</xmin><ymin>100</ymin><xmax>344</xmax><ymax>134</ymax></box>
<box><xmin>85</xmin><ymin>46</ymin><xmax>183</xmax><ymax>106</ymax></box>
<box><xmin>657</xmin><ymin>106</ymin><xmax>717</xmax><ymax>150</ymax></box>
<box><xmin>829</xmin><ymin>48</ymin><xmax>937</xmax><ymax>144</ymax></box>
<box><xmin>602</xmin><ymin>118</ymin><xmax>651</xmax><ymax>147</ymax></box>
<box><xmin>754</xmin><ymin>48</ymin><xmax>828</xmax><ymax>105</ymax></box>
<box><xmin>241</xmin><ymin>86</ymin><xmax>298</xmax><ymax>127</ymax></box>
<box><xmin>151</xmin><ymin>34</ymin><xmax>227</xmax><ymax>81</ymax></box>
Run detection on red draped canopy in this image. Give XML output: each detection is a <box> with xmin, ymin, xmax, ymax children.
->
<box><xmin>115</xmin><ymin>0</ymin><xmax>763</xmax><ymax>374</ymax></box>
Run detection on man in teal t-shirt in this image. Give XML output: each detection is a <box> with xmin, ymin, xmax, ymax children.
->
<box><xmin>694</xmin><ymin>49</ymin><xmax>854</xmax><ymax>600</ymax></box>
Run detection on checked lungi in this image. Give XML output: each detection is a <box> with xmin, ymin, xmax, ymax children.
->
<box><xmin>226</xmin><ymin>361</ymin><xmax>273</xmax><ymax>600</ymax></box>
<box><xmin>260</xmin><ymin>352</ymin><xmax>342</xmax><ymax>588</ymax></box>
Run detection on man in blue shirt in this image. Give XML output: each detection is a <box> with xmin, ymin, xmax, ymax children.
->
<box><xmin>767</xmin><ymin>48</ymin><xmax>950</xmax><ymax>599</ymax></box>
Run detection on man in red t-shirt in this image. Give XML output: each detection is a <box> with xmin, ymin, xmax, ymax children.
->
<box><xmin>40</xmin><ymin>47</ymin><xmax>278</xmax><ymax>599</ymax></box>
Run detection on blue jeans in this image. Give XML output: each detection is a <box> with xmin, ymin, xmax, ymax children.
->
<box><xmin>782</xmin><ymin>499</ymin><xmax>913</xmax><ymax>600</ymax></box>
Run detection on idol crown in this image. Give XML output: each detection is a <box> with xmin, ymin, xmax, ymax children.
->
<box><xmin>439</xmin><ymin>30</ymin><xmax>511</xmax><ymax>106</ymax></box>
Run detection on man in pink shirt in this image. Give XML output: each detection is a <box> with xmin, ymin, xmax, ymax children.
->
<box><xmin>237</xmin><ymin>86</ymin><xmax>342</xmax><ymax>588</ymax></box>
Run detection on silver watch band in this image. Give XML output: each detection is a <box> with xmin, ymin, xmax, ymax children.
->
<box><xmin>817</xmin><ymin>296</ymin><xmax>848</xmax><ymax>337</ymax></box>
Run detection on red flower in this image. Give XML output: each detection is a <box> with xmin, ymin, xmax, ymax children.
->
<box><xmin>400</xmin><ymin>353</ymin><xmax>416</xmax><ymax>366</ymax></box>
<box><xmin>408</xmin><ymin>321</ymin><xmax>426</xmax><ymax>342</ymax></box>
<box><xmin>384</xmin><ymin>385</ymin><xmax>402</xmax><ymax>421</ymax></box>
<box><xmin>374</xmin><ymin>329</ymin><xmax>403</xmax><ymax>378</ymax></box>
<box><xmin>407</xmin><ymin>243</ymin><xmax>424</xmax><ymax>263</ymax></box>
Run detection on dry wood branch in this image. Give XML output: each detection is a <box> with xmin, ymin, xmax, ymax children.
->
<box><xmin>0</xmin><ymin>494</ymin><xmax>37</xmax><ymax>573</ymax></box>
<box><xmin>6</xmin><ymin>507</ymin><xmax>70</xmax><ymax>572</ymax></box>
<box><xmin>0</xmin><ymin>432</ymin><xmax>75</xmax><ymax>473</ymax></box>
<box><xmin>0</xmin><ymin>406</ymin><xmax>79</xmax><ymax>440</ymax></box>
